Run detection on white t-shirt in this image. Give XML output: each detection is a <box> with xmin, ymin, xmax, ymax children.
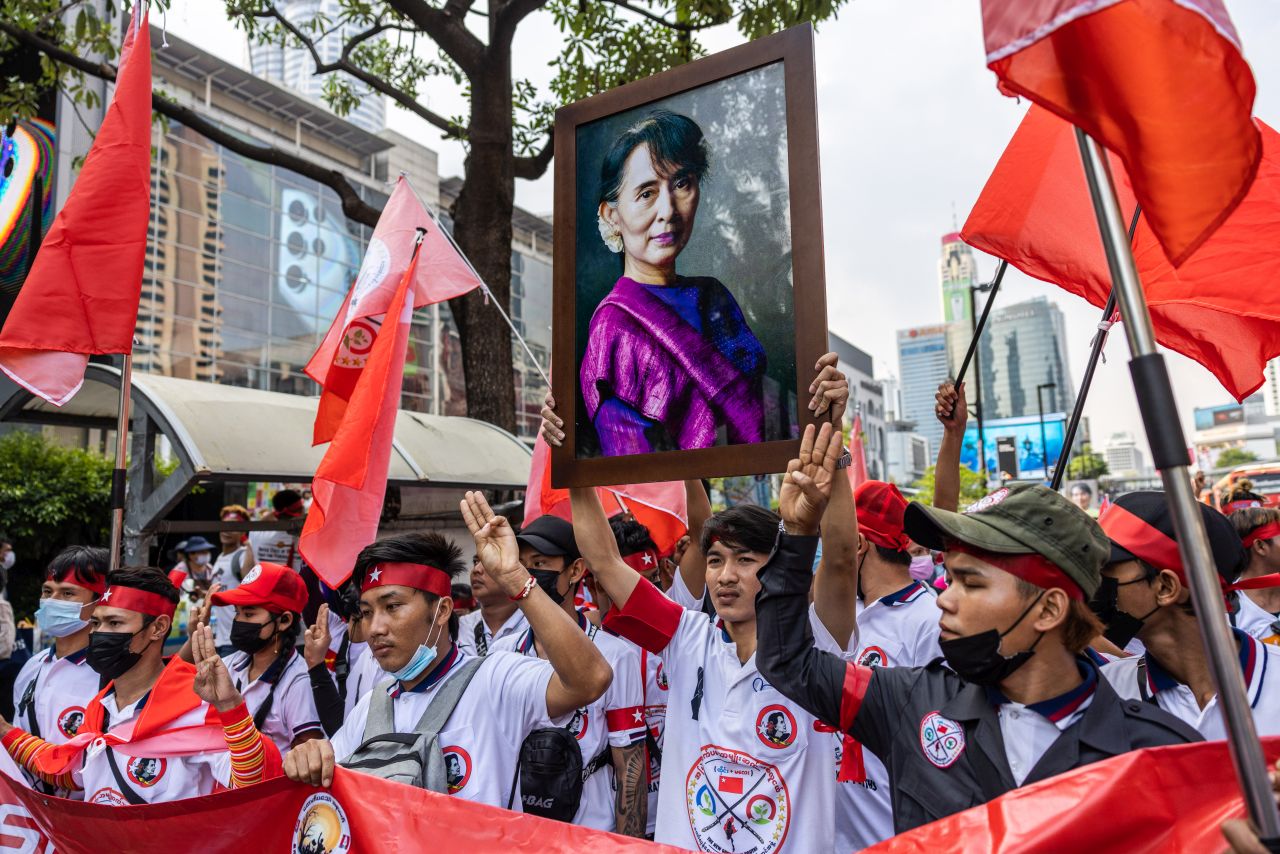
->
<box><xmin>637</xmin><ymin>645</ymin><xmax>667</xmax><ymax>836</ymax></box>
<box><xmin>667</xmin><ymin>569</ymin><xmax>705</xmax><ymax>611</ymax></box>
<box><xmin>224</xmin><ymin>649</ymin><xmax>322</xmax><ymax>752</ymax></box>
<box><xmin>1101</xmin><ymin>628</ymin><xmax>1280</xmax><ymax>739</ymax></box>
<box><xmin>79</xmin><ymin>691</ymin><xmax>230</xmax><ymax>805</ymax></box>
<box><xmin>831</xmin><ymin>581</ymin><xmax>941</xmax><ymax>852</ymax></box>
<box><xmin>1231</xmin><ymin>592</ymin><xmax>1280</xmax><ymax>643</ymax></box>
<box><xmin>342</xmin><ymin>643</ymin><xmax>382</xmax><ymax>719</ymax></box>
<box><xmin>635</xmin><ymin>602</ymin><xmax>842</xmax><ymax>853</ymax></box>
<box><xmin>246</xmin><ymin>528</ymin><xmax>301</xmax><ymax>571</ymax></box>
<box><xmin>210</xmin><ymin>549</ymin><xmax>245</xmax><ymax>648</ymax></box>
<box><xmin>493</xmin><ymin>615</ymin><xmax>645</xmax><ymax>831</ymax></box>
<box><xmin>13</xmin><ymin>647</ymin><xmax>100</xmax><ymax>745</ymax></box>
<box><xmin>331</xmin><ymin>647</ymin><xmax>558</xmax><ymax>811</ymax></box>
<box><xmin>456</xmin><ymin>608</ymin><xmax>529</xmax><ymax>658</ymax></box>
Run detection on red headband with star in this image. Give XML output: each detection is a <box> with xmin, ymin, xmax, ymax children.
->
<box><xmin>100</xmin><ymin>586</ymin><xmax>177</xmax><ymax>619</ymax></box>
<box><xmin>621</xmin><ymin>549</ymin><xmax>660</xmax><ymax>574</ymax></box>
<box><xmin>361</xmin><ymin>562</ymin><xmax>452</xmax><ymax>599</ymax></box>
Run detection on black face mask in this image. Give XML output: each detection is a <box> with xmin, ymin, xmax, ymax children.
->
<box><xmin>87</xmin><ymin>629</ymin><xmax>147</xmax><ymax>681</ymax></box>
<box><xmin>1090</xmin><ymin>576</ymin><xmax>1159</xmax><ymax>648</ymax></box>
<box><xmin>940</xmin><ymin>591</ymin><xmax>1046</xmax><ymax>686</ymax></box>
<box><xmin>528</xmin><ymin>569</ymin><xmax>567</xmax><ymax>605</ymax></box>
<box><xmin>230</xmin><ymin>619</ymin><xmax>277</xmax><ymax>655</ymax></box>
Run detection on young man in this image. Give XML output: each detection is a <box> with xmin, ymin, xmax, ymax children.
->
<box><xmin>456</xmin><ymin>553</ymin><xmax>528</xmax><ymax>658</ymax></box>
<box><xmin>490</xmin><ymin>514</ymin><xmax>647</xmax><ymax>836</ymax></box>
<box><xmin>1229</xmin><ymin>504</ymin><xmax>1280</xmax><ymax>641</ymax></box>
<box><xmin>1096</xmin><ymin>493</ymin><xmax>1280</xmax><ymax>737</ymax></box>
<box><xmin>212</xmin><ymin>504</ymin><xmax>252</xmax><ymax>655</ymax></box>
<box><xmin>756</xmin><ymin>479</ymin><xmax>1201</xmax><ymax>835</ymax></box>
<box><xmin>13</xmin><ymin>547</ymin><xmax>107</xmax><ymax>793</ymax></box>
<box><xmin>282</xmin><ymin>515</ymin><xmax>613</xmax><ymax>816</ymax></box>
<box><xmin>211</xmin><ymin>562</ymin><xmax>324</xmax><ymax>752</ymax></box>
<box><xmin>832</xmin><ymin>479</ymin><xmax>942</xmax><ymax>851</ymax></box>
<box><xmin>248</xmin><ymin>489</ymin><xmax>304</xmax><ymax>571</ymax></box>
<box><xmin>0</xmin><ymin>566</ymin><xmax>277</xmax><ymax>803</ymax></box>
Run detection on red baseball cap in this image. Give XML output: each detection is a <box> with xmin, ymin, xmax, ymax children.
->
<box><xmin>855</xmin><ymin>481</ymin><xmax>912</xmax><ymax>552</ymax></box>
<box><xmin>211</xmin><ymin>563</ymin><xmax>307</xmax><ymax>613</ymax></box>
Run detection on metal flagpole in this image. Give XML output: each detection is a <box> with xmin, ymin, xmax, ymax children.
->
<box><xmin>1075</xmin><ymin>128</ymin><xmax>1280</xmax><ymax>844</ymax></box>
<box><xmin>955</xmin><ymin>260</ymin><xmax>1006</xmax><ymax>387</ymax></box>
<box><xmin>1049</xmin><ymin>206</ymin><xmax>1141</xmax><ymax>491</ymax></box>
<box><xmin>956</xmin><ymin>261</ymin><xmax>1005</xmax><ymax>482</ymax></box>
<box><xmin>108</xmin><ymin>352</ymin><xmax>133</xmax><ymax>570</ymax></box>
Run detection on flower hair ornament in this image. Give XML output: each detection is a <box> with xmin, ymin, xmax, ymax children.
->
<box><xmin>597</xmin><ymin>211</ymin><xmax>623</xmax><ymax>253</ymax></box>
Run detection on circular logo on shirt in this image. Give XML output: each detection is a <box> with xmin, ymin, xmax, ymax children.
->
<box><xmin>686</xmin><ymin>745</ymin><xmax>790</xmax><ymax>854</ymax></box>
<box><xmin>858</xmin><ymin>646</ymin><xmax>888</xmax><ymax>668</ymax></box>
<box><xmin>755</xmin><ymin>705</ymin><xmax>798</xmax><ymax>750</ymax></box>
<box><xmin>919</xmin><ymin>711</ymin><xmax>966</xmax><ymax>768</ymax></box>
<box><xmin>57</xmin><ymin>706</ymin><xmax>86</xmax><ymax>737</ymax></box>
<box><xmin>656</xmin><ymin>661</ymin><xmax>669</xmax><ymax>691</ymax></box>
<box><xmin>294</xmin><ymin>792</ymin><xmax>352</xmax><ymax>854</ymax></box>
<box><xmin>567</xmin><ymin>709</ymin><xmax>589</xmax><ymax>741</ymax></box>
<box><xmin>242</xmin><ymin>565</ymin><xmax>263</xmax><ymax>585</ymax></box>
<box><xmin>88</xmin><ymin>787</ymin><xmax>130</xmax><ymax>806</ymax></box>
<box><xmin>126</xmin><ymin>756</ymin><xmax>167</xmax><ymax>788</ymax></box>
<box><xmin>443</xmin><ymin>746</ymin><xmax>471</xmax><ymax>794</ymax></box>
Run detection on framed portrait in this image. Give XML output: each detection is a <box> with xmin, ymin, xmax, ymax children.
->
<box><xmin>551</xmin><ymin>24</ymin><xmax>829</xmax><ymax>487</ymax></box>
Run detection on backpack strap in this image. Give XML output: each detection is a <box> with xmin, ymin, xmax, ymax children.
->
<box><xmin>473</xmin><ymin>621</ymin><xmax>488</xmax><ymax>657</ymax></box>
<box><xmin>17</xmin><ymin>657</ymin><xmax>43</xmax><ymax>739</ymax></box>
<box><xmin>411</xmin><ymin>657</ymin><xmax>485</xmax><ymax>793</ymax></box>
<box><xmin>581</xmin><ymin>744</ymin><xmax>613</xmax><ymax>781</ymax></box>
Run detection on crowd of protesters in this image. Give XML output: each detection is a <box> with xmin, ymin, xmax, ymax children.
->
<box><xmin>3</xmin><ymin>357</ymin><xmax>1279</xmax><ymax>851</ymax></box>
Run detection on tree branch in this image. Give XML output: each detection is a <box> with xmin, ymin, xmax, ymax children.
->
<box><xmin>0</xmin><ymin>19</ymin><xmax>382</xmax><ymax>227</ymax></box>
<box><xmin>596</xmin><ymin>0</ymin><xmax>719</xmax><ymax>32</ymax></box>
<box><xmin>253</xmin><ymin>7</ymin><xmax>464</xmax><ymax>137</ymax></box>
<box><xmin>382</xmin><ymin>0</ymin><xmax>486</xmax><ymax>76</ymax></box>
<box><xmin>493</xmin><ymin>0</ymin><xmax>547</xmax><ymax>48</ymax></box>
<box><xmin>513</xmin><ymin>134</ymin><xmax>553</xmax><ymax>180</ymax></box>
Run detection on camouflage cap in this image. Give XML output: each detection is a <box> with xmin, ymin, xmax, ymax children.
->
<box><xmin>903</xmin><ymin>483</ymin><xmax>1110</xmax><ymax>598</ymax></box>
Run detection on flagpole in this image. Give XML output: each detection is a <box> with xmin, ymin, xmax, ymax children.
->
<box><xmin>108</xmin><ymin>351</ymin><xmax>133</xmax><ymax>570</ymax></box>
<box><xmin>955</xmin><ymin>259</ymin><xmax>1006</xmax><ymax>387</ymax></box>
<box><xmin>1049</xmin><ymin>206</ymin><xmax>1141</xmax><ymax>492</ymax></box>
<box><xmin>1075</xmin><ymin>128</ymin><xmax>1280</xmax><ymax>843</ymax></box>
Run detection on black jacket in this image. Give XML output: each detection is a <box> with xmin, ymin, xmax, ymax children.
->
<box><xmin>756</xmin><ymin>533</ymin><xmax>1201</xmax><ymax>834</ymax></box>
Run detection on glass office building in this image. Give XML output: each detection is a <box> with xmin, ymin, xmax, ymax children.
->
<box><xmin>896</xmin><ymin>324</ymin><xmax>952</xmax><ymax>458</ymax></box>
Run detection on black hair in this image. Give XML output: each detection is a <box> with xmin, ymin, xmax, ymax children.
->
<box><xmin>106</xmin><ymin>566</ymin><xmax>180</xmax><ymax>628</ymax></box>
<box><xmin>450</xmin><ymin>582</ymin><xmax>474</xmax><ymax>602</ymax></box>
<box><xmin>47</xmin><ymin>545</ymin><xmax>109</xmax><ymax>590</ymax></box>
<box><xmin>273</xmin><ymin>489</ymin><xmax>303</xmax><ymax>512</ymax></box>
<box><xmin>598</xmin><ymin>110</ymin><xmax>710</xmax><ymax>207</ymax></box>
<box><xmin>700</xmin><ymin>505</ymin><xmax>780</xmax><ymax>556</ymax></box>
<box><xmin>610</xmin><ymin>516</ymin><xmax>658</xmax><ymax>556</ymax></box>
<box><xmin>353</xmin><ymin>532</ymin><xmax>467</xmax><ymax>640</ymax></box>
<box><xmin>874</xmin><ymin>545</ymin><xmax>912</xmax><ymax>567</ymax></box>
<box><xmin>1071</xmin><ymin>483</ymin><xmax>1093</xmax><ymax>497</ymax></box>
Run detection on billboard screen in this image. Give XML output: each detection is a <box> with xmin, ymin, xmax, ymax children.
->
<box><xmin>1194</xmin><ymin>404</ymin><xmax>1244</xmax><ymax>431</ymax></box>
<box><xmin>959</xmin><ymin>413</ymin><xmax>1068</xmax><ymax>481</ymax></box>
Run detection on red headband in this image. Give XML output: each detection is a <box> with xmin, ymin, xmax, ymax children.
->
<box><xmin>100</xmin><ymin>586</ymin><xmax>177</xmax><ymax>619</ymax></box>
<box><xmin>1099</xmin><ymin>503</ymin><xmax>1184</xmax><ymax>575</ymax></box>
<box><xmin>1225</xmin><ymin>499</ymin><xmax>1263</xmax><ymax>513</ymax></box>
<box><xmin>948</xmin><ymin>543</ymin><xmax>1085</xmax><ymax>601</ymax></box>
<box><xmin>621</xmin><ymin>549</ymin><xmax>660</xmax><ymax>574</ymax></box>
<box><xmin>62</xmin><ymin>574</ymin><xmax>106</xmax><ymax>596</ymax></box>
<box><xmin>1243</xmin><ymin>522</ymin><xmax>1280</xmax><ymax>550</ymax></box>
<box><xmin>361</xmin><ymin>562</ymin><xmax>451</xmax><ymax>599</ymax></box>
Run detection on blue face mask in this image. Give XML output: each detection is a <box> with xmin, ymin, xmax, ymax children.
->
<box><xmin>388</xmin><ymin>600</ymin><xmax>446</xmax><ymax>683</ymax></box>
<box><xmin>36</xmin><ymin>598</ymin><xmax>89</xmax><ymax>638</ymax></box>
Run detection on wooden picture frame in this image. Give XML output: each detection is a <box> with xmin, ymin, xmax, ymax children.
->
<box><xmin>551</xmin><ymin>24</ymin><xmax>828</xmax><ymax>488</ymax></box>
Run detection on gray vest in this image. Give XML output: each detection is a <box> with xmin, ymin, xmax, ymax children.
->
<box><xmin>339</xmin><ymin>657</ymin><xmax>484</xmax><ymax>791</ymax></box>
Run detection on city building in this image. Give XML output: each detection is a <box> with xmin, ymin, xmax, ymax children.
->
<box><xmin>1101</xmin><ymin>431</ymin><xmax>1149</xmax><ymax>477</ymax></box>
<box><xmin>1191</xmin><ymin>397</ymin><xmax>1279</xmax><ymax>469</ymax></box>
<box><xmin>939</xmin><ymin>232</ymin><xmax>978</xmax><ymax>325</ymax></box>
<box><xmin>977</xmin><ymin>297</ymin><xmax>1076</xmax><ymax>422</ymax></box>
<box><xmin>896</xmin><ymin>324</ymin><xmax>951</xmax><ymax>456</ymax></box>
<box><xmin>828</xmin><ymin>332</ymin><xmax>886</xmax><ymax>480</ymax></box>
<box><xmin>248</xmin><ymin>0</ymin><xmax>387</xmax><ymax>132</ymax></box>
<box><xmin>883</xmin><ymin>420</ymin><xmax>930</xmax><ymax>487</ymax></box>
<box><xmin>1263</xmin><ymin>358</ymin><xmax>1280</xmax><ymax>418</ymax></box>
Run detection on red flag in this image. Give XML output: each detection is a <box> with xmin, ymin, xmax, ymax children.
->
<box><xmin>847</xmin><ymin>413</ymin><xmax>868</xmax><ymax>489</ymax></box>
<box><xmin>963</xmin><ymin>106</ymin><xmax>1280</xmax><ymax>402</ymax></box>
<box><xmin>524</xmin><ymin>434</ymin><xmax>688</xmax><ymax>556</ymax></box>
<box><xmin>0</xmin><ymin>11</ymin><xmax>151</xmax><ymax>405</ymax></box>
<box><xmin>867</xmin><ymin>737</ymin><xmax>1280</xmax><ymax>853</ymax></box>
<box><xmin>305</xmin><ymin>176</ymin><xmax>480</xmax><ymax>444</ymax></box>
<box><xmin>299</xmin><ymin>236</ymin><xmax>420</xmax><ymax>587</ymax></box>
<box><xmin>981</xmin><ymin>0</ymin><xmax>1259</xmax><ymax>266</ymax></box>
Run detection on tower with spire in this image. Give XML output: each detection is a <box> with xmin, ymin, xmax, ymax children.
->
<box><xmin>939</xmin><ymin>231</ymin><xmax>979</xmax><ymax>324</ymax></box>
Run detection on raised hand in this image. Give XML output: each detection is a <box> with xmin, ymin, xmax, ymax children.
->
<box><xmin>191</xmin><ymin>622</ymin><xmax>244</xmax><ymax>713</ymax></box>
<box><xmin>460</xmin><ymin>491</ymin><xmax>530</xmax><ymax>598</ymax></box>
<box><xmin>192</xmin><ymin>582</ymin><xmax>223</xmax><ymax>632</ymax></box>
<box><xmin>304</xmin><ymin>603</ymin><xmax>332</xmax><ymax>669</ymax></box>
<box><xmin>809</xmin><ymin>352</ymin><xmax>849</xmax><ymax>427</ymax></box>
<box><xmin>779</xmin><ymin>422</ymin><xmax>843</xmax><ymax>536</ymax></box>
<box><xmin>541</xmin><ymin>393</ymin><xmax>565</xmax><ymax>448</ymax></box>
<box><xmin>936</xmin><ymin>380</ymin><xmax>968</xmax><ymax>434</ymax></box>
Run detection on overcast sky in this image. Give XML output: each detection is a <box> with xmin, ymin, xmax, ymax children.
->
<box><xmin>168</xmin><ymin>0</ymin><xmax>1280</xmax><ymax>462</ymax></box>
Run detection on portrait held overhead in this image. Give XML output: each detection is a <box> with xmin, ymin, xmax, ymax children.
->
<box><xmin>552</xmin><ymin>25</ymin><xmax>830</xmax><ymax>488</ymax></box>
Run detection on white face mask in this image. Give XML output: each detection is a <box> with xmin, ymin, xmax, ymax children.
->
<box><xmin>1</xmin><ymin>551</ymin><xmax>14</xmax><ymax>571</ymax></box>
<box><xmin>192</xmin><ymin>553</ymin><xmax>211</xmax><ymax>567</ymax></box>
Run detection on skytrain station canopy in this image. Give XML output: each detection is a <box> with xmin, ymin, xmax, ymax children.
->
<box><xmin>0</xmin><ymin>364</ymin><xmax>532</xmax><ymax>561</ymax></box>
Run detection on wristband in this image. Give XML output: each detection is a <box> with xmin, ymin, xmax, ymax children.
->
<box><xmin>509</xmin><ymin>575</ymin><xmax>537</xmax><ymax>602</ymax></box>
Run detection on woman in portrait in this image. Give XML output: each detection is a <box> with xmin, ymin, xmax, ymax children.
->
<box><xmin>580</xmin><ymin>110</ymin><xmax>766</xmax><ymax>457</ymax></box>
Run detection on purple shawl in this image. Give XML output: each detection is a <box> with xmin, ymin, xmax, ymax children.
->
<box><xmin>580</xmin><ymin>276</ymin><xmax>766</xmax><ymax>452</ymax></box>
